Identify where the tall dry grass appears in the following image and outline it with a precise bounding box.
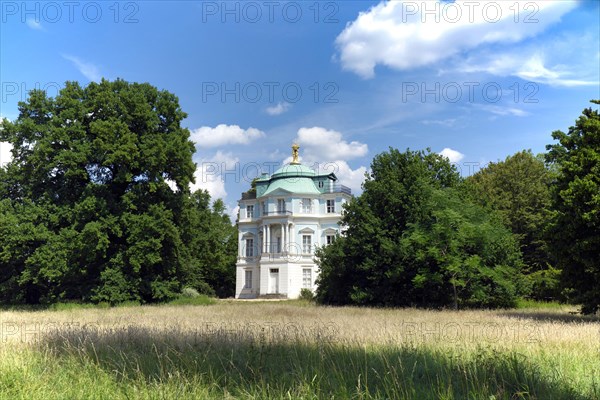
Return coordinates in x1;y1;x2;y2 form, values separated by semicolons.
1;301;598;399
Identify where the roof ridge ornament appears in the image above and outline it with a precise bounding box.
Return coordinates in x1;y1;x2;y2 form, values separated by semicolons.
290;143;300;165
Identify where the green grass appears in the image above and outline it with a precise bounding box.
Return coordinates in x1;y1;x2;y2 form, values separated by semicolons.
1;297;214;312
49;302;111;311
515;299;566;310
2;329;594;400
167;294;216;306
1;302;598;399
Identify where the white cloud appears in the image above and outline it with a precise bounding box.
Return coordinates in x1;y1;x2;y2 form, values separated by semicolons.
227;204;240;224
0;142;13;166
336;1;577;79
320;160;367;194
190;124;266;148
283;127;369;194
439;148;465;163
26;19;43;30
164;178;178;192
515;54;597;87
474;104;529;117
265;102;291;116
62;54;101;82
190;151;239;200
456;52;598;87
422;119;458;128
294;127;368;162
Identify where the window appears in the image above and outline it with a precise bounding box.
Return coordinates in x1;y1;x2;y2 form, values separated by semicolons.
246;205;254;219
302;268;312;288
301;198;312;213
276;237;281;253
326;199;335;213
277;199;286;213
262;201;266;215
244;270;252;289
326;235;335;245
318;181;324;188
302;235;312;253
245;238;254;257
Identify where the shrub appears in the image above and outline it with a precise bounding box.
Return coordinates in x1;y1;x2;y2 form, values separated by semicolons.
299;288;315;302
181;287;200;298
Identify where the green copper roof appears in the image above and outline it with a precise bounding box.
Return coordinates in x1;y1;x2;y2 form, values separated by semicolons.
272;164;316;178
262;176;320;196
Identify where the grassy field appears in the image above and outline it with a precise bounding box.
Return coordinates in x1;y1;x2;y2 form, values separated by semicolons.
0;300;598;399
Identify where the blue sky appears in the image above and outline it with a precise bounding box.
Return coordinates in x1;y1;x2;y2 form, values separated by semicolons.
1;0;599;218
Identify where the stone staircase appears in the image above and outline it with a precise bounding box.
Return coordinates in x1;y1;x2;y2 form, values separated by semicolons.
258;293;288;300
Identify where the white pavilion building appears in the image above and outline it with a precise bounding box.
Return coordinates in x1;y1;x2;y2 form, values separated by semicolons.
235;145;352;299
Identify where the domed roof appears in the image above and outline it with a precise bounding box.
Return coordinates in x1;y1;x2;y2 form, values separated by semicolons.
256;144;325;196
262;175;320;196
272;163;316;178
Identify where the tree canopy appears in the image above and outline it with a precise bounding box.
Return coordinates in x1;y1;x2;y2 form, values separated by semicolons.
465;150;558;300
0;79;236;304
545;100;600;314
315;148;524;308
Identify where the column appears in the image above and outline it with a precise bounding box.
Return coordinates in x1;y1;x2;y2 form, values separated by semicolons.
281;222;285;253
288;223;293;255
266;224;270;253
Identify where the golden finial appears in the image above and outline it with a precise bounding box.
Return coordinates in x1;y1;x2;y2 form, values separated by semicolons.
291;143;300;164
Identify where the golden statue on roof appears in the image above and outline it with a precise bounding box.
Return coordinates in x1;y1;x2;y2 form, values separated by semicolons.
291;143;300;164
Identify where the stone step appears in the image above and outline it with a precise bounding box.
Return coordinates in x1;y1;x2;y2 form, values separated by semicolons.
258;293;288;299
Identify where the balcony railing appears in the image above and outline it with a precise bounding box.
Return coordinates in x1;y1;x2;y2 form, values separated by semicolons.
263;210;293;216
320;184;351;195
241;191;257;200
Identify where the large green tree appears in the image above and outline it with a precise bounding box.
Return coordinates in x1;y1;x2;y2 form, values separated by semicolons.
465;150;558;300
179;191;237;298
545;100;600;314
315;148;523;308
0;79;235;304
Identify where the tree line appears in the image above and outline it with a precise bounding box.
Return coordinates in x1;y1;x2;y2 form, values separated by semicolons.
316;100;599;314
1;80;597;314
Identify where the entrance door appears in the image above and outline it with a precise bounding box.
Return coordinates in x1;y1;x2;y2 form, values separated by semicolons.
269;268;279;293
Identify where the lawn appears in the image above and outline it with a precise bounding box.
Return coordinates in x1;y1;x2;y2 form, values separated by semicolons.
0;301;598;399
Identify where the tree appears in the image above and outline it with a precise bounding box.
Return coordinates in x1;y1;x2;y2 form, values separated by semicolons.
315;148;523;308
465;150;558;300
0;79;235;304
545;100;600;314
179;191;237;298
400;189;523;309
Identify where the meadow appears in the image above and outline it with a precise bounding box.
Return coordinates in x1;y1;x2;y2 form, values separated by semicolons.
0;300;598;399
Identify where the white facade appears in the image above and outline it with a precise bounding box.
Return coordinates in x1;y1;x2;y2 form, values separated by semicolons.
235;148;351;299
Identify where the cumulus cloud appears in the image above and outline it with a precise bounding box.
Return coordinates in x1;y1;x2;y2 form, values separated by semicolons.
265;102;291;116
439;148;465;163
294;127;368;162
321;160;367;194
62;54;101;82
283;127;369;193
336;0;577;79
191;151;239;200
190;124;266;148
